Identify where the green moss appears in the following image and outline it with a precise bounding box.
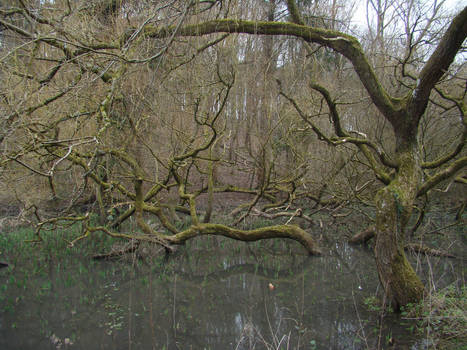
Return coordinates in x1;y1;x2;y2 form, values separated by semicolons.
169;222;321;255
391;251;424;304
374;150;425;308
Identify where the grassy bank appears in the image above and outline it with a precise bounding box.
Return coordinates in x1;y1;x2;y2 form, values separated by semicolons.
402;284;467;350
0;224;116;268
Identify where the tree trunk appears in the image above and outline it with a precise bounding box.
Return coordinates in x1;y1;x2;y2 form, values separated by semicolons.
374;150;424;310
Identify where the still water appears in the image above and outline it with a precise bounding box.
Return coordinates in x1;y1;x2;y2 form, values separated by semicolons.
0;234;463;349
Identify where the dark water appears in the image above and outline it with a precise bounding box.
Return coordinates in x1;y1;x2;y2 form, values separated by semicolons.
0;235;463;350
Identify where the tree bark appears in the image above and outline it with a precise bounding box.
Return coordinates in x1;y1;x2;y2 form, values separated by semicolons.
374;150;425;310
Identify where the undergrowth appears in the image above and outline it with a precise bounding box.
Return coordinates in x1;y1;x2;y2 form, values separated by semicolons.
0;224;116;267
402;283;467;349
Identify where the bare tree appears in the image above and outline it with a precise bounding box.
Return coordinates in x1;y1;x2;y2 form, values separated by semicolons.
0;0;465;309
141;0;465;308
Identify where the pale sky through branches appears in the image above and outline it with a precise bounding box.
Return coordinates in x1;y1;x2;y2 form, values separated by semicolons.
352;0;465;28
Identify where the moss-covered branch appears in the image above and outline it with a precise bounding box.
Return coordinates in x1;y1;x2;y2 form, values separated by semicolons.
408;6;467;119
72;217;322;256
166;223;322;255
308;82;397;180
144;19;396;119
349;226;375;244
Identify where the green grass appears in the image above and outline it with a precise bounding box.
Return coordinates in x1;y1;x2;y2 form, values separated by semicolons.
0;224;117;269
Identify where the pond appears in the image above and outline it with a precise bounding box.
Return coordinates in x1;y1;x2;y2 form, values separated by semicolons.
0;226;464;350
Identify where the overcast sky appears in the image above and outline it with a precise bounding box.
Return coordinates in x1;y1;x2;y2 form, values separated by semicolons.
351;0;466;28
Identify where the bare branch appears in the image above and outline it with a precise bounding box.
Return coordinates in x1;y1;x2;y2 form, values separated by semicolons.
418;156;467;196
409;6;467;119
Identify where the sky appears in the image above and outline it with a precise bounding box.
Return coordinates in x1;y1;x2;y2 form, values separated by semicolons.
351;0;466;29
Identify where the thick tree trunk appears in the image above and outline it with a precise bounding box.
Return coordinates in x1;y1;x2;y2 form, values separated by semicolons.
374;150;424;310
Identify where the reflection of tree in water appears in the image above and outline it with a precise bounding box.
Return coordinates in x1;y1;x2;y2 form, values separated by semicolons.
108;242;405;349
1;239;457;349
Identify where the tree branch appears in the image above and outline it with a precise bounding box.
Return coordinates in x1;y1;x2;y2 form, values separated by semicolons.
309;82;397;169
408;6;467;119
422;91;466;169
166;223;322;255
279;84;392;184
418;156;467;196
144;19;397;118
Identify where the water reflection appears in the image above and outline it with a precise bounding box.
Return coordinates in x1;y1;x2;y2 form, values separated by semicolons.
0;238;462;349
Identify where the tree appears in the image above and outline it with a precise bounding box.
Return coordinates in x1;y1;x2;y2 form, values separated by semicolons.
129;0;467;308
0;0;322;254
0;0;465;309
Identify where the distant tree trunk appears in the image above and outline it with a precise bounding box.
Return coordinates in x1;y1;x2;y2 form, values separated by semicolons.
203;150;215;223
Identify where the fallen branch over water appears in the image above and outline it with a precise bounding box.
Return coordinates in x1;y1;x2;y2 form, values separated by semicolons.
348;226;375;244
167;223;322;256
88;222;321;257
349;228;456;258
405;243;456;258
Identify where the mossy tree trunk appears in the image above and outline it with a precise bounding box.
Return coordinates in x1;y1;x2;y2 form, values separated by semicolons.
374;148;425;309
